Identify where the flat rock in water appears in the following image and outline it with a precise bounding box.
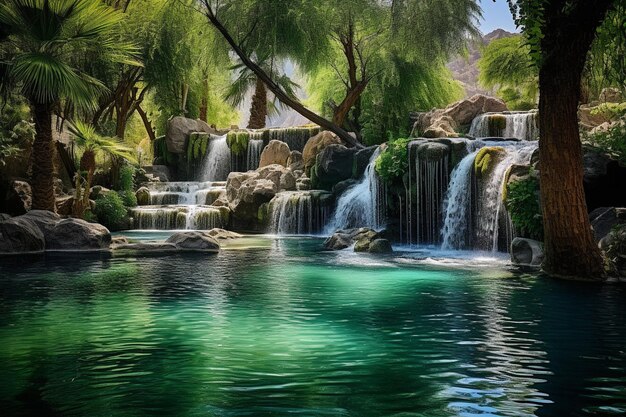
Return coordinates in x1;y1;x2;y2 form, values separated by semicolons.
165;231;220;252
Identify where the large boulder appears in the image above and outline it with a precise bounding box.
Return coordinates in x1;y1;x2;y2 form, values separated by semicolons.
353;146;378;178
259;140;290;167
312;144;356;190
165;231;220;252
4;180;32;215
287;150;304;171
511;238;544;267
302;131;343;175
46;218;111;250
368;239;393;253
136;186;151;206
206;228;242;241
324;228;390;254
21;210;61;239
165;116;216;154
0;216;45;254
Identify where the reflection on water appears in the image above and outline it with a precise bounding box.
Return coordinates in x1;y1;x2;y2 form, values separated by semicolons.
0;237;625;417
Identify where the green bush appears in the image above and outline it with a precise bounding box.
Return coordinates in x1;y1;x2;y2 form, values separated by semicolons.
505;174;543;240
118;189;137;207
374;138;412;184
583;120;626;165
94;192;128;230
118;164;136;191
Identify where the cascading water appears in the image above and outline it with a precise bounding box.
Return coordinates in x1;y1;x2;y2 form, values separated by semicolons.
268;191;331;235
325;148;385;233
268;127;319;152
246;139;264;171
130;181;229;230
469;112;539;141
200;135;231;181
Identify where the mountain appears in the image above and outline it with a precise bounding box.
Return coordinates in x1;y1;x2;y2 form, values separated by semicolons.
447;29;516;98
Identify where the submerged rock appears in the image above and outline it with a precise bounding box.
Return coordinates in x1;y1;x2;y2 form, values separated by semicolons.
165;231;220;252
510;238;543;267
368;239;393;253
206;228;242;240
324;228;392;254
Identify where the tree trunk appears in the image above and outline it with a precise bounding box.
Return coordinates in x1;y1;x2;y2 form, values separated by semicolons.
199;77;209;122
247;77;267;129
332;80;368;127
537;0;614;279
30;101;56;212
202;4;363;148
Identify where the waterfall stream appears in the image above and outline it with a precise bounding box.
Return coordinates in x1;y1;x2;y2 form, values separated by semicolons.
469;112;539;141
246;139;264;171
200;135;231;181
268;191;331;235
325;148;385;233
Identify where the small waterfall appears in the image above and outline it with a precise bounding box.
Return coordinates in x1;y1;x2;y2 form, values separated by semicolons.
131;181;228;230
246;139;264;171
440;150;478;249
200;135;231;181
268;126;319;152
325;148;385;233
414;147;449;245
469;112;538;141
269;191;331;235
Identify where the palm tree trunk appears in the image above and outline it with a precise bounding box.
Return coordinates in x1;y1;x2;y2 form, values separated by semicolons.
247;77;267;129
31;101;56;212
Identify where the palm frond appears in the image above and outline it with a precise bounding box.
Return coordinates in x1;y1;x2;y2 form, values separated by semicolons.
223;69;256;106
69;120;137;164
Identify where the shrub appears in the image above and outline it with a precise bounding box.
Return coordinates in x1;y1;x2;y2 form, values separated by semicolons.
118;189;137;207
583;119;626;165
505;174;543;240
94;192;128;230
118;164;136;192
375;138;412;184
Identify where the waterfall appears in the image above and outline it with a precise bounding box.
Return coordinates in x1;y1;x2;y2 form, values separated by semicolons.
440;150;478;249
246;139;264;171
268;126;319;152
131;181;228;230
268;191;331;235
325;148;385;233
414;149;449;245
469;112;538;141
200;135;231;181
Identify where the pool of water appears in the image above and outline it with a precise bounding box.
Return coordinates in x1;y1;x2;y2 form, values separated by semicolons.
0;237;624;416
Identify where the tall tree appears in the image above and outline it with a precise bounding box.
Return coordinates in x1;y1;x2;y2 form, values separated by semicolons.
509;0;619;279
0;0;135;211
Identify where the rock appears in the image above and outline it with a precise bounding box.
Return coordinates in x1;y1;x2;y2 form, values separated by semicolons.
55;195;75;216
296;176;311;191
211;196;229;207
332;179;357;196
423;115;458;138
206;228;242;240
5;180;32;215
46;218;111;250
257;164;288;186
279;171;297;191
166;116;216;154
303;131;343;175
353;146;378;179
203;189;225;205
312;144;356;190
165;231;220;252
415;141;449;160
579;105;613;130
590;207;626;242
511;237;544;267
323;232;352;250
368;239;393;253
136;187;151;206
474;146;506;178
0;213;11;221
599;87;622;103
0;216;45;254
111;236;129;245
21;210;61;238
148;165;172;182
287;151;304;171
353;238;371;252
89;185;111;200
259;140;291;167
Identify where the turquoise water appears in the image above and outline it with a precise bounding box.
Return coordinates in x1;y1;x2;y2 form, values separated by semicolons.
0;237;625;416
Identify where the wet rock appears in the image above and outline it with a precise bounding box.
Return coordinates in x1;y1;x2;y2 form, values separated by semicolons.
136;187;151;206
368;239;393;253
511;238;543;267
287;151;304;171
353;146;378;179
165;231;220;252
147;165;172;182
111;236;129;245
259;140;290;167
89;185;111;200
323;232;353;250
279;171;297;191
0;216;45;254
324;228;382;252
296;176;311;191
206;228;242;240
46;218;111;250
332;179;357;196
312;144;356;190
303;131;343;175
166;116;216;154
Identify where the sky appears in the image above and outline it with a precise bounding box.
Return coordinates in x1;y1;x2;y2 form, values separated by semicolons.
479;0;518;34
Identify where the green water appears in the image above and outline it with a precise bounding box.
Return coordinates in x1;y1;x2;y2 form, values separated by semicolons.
0;237;625;416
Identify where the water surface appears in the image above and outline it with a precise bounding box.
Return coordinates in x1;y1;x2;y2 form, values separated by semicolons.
1;237;624;416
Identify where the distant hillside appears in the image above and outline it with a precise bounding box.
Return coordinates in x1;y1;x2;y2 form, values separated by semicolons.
448;29;516;98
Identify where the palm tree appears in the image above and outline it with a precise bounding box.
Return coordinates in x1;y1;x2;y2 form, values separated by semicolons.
0;0;136;211
68;121;136;218
224;60;299;129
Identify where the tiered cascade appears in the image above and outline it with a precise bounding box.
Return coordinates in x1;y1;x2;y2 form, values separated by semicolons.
469;111;539;141
131;182;229;230
268;191;333;235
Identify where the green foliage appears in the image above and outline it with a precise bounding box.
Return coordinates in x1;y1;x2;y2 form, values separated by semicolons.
187;133;210;161
505;174;543;241
226;131;250;156
583;120;626;165
94;192;127;230
68;121;137;165
117;190;137;208
118;164;136;192
374;138;412;184
154;136;175;165
478;35;538;109
474;147;504;177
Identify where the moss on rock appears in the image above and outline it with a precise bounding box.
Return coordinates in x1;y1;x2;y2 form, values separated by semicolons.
474;146;505;178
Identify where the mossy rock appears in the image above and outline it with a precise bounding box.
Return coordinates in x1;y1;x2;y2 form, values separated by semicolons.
226;131;250;156
257;202;270;226
474;146;505;178
487;114;507;136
